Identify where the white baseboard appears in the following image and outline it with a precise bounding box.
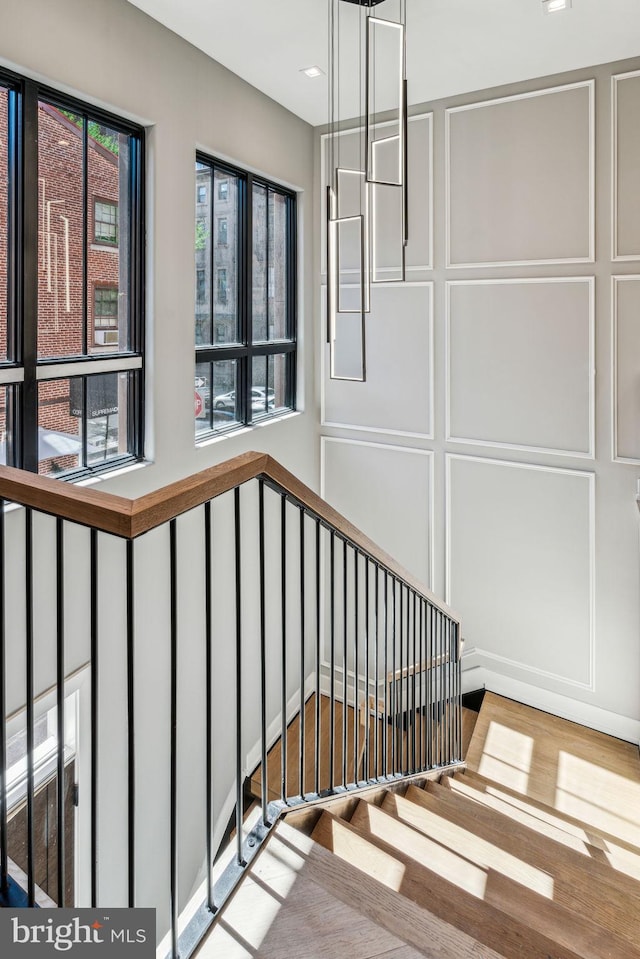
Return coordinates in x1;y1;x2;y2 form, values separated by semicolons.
462;664;640;746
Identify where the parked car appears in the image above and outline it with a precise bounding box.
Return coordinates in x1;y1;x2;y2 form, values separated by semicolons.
213;388;275;413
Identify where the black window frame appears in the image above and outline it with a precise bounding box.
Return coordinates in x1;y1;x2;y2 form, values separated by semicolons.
195;152;296;436
0;67;145;478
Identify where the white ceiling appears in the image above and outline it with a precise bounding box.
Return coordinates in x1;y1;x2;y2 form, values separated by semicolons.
126;0;640;126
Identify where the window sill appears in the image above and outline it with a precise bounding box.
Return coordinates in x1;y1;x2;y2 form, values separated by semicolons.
195;408;300;449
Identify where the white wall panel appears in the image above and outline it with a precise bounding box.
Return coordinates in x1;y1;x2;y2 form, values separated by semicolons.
447;278;593;456
613;72;640;260
322;438;433;587
613;275;640;461
447;455;594;689
323;283;433;437
447;82;593;266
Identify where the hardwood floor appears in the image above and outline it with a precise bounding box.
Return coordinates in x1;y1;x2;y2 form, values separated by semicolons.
202;692;640;958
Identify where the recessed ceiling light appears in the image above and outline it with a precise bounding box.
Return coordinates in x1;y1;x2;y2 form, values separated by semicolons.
300;65;325;79
542;0;571;13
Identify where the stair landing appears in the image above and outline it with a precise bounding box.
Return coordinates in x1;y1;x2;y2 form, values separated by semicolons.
465;691;640;847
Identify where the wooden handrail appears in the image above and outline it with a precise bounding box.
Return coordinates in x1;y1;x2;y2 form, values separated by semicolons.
0;451;460;623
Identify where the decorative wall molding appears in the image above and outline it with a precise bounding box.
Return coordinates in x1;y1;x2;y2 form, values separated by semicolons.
446;453;596;692
612;70;640;262
446;80;595;268
445;277;595;458
611;274;640;463
321;281;435;440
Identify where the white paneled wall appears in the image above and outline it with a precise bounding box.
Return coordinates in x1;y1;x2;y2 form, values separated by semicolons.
319;57;640;742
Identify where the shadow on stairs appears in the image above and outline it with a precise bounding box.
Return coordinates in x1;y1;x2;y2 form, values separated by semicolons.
201;692;640;958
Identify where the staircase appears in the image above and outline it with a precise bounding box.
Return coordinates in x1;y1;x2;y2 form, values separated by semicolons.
199;693;640;958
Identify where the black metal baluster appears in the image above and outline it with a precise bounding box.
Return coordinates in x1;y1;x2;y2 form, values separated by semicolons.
299;508;305;798
353;549;359;784
314;519;321;796
204;501;215;909
258;484;268;825
90;529;98;907
427;604;433;769
373;565;379;780
169;520;179;959
419;599;425;772
56;518;65;906
364;559;370;781
411;591;417;774
382;571;388;778
391;578;396;775
235;488;244;864
456;622;462;762
0;499;6;901
280;495;287;802
329;531;335;792
398;584;404;774
126;538;135;906
25;508;34;907
436;610;442;767
342;540;347;788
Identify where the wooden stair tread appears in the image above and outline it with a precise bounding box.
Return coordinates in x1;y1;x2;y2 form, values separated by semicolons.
466;692;640;846
407;782;640;931
199;820;425;959
277;820;506;959
344;798;640;959
442;776;640;885
459;767;640;857
312;806;608;959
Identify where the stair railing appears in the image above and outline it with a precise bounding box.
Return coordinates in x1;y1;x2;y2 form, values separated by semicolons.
0;451;463;958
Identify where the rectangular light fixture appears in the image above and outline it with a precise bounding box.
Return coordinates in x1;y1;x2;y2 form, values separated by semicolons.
542;0;571;13
301;65;325;78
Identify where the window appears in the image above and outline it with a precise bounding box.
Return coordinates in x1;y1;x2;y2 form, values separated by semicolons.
195;154;296;437
196;269;206;304
217;268;228;304
197;184;207;205
0;72;144;478
94;198;118;245
94;286;118;329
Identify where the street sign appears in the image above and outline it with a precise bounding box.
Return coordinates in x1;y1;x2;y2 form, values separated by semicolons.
195;390;204;418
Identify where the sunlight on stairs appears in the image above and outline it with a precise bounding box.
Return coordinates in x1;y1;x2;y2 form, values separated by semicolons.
201;693;640;958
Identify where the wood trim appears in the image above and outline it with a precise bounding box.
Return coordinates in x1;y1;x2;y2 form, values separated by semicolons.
0;451;459;622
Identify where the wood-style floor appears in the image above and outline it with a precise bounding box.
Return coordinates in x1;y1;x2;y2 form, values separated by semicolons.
249;693;471;804
202;692;640;958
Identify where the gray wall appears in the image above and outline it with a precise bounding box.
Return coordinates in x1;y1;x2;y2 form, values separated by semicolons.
319;57;640;744
0;0;317;937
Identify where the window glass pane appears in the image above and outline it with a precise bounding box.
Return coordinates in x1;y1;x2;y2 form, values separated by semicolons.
269;192;289;340
0;385;12;465
213;169;239;346
0;86;8;362
211;359;240;431
38;372;133;475
252;184;267;342
87;121;130;355
195;361;211;436
38;378;83;475
37;105;84;359
268;353;292;413
85;372;131;466
195;162;211;346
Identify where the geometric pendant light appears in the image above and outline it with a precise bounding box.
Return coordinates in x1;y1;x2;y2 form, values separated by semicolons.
327;0;408;381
